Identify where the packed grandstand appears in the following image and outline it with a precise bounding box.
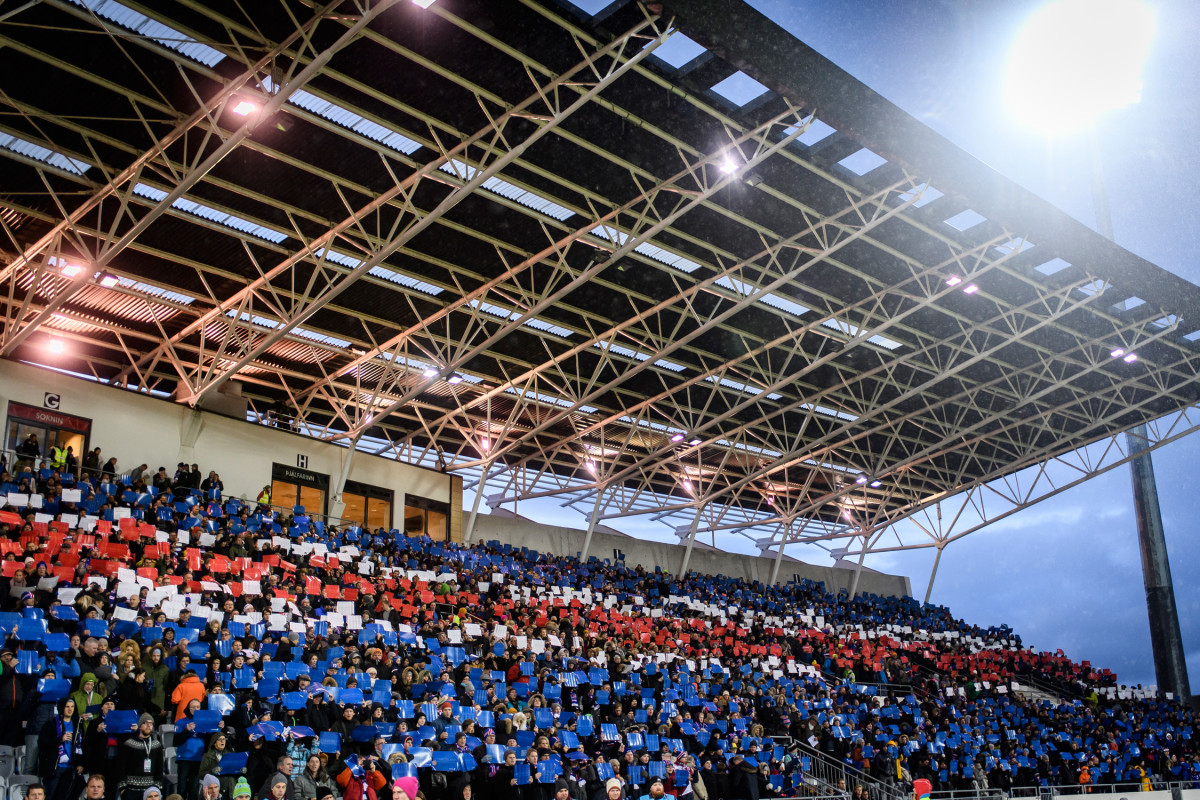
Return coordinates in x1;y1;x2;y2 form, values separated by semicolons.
0;453;1196;800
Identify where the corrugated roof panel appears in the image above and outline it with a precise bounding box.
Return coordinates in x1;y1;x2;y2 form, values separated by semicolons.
133;183;289;243
71;0;225;66
468;299;572;338
0;133;90;175
263;78;421;155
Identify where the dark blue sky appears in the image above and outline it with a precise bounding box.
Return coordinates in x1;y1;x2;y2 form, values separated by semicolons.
743;0;1200;691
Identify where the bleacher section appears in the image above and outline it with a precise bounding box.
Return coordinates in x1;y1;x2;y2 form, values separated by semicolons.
0;452;1196;800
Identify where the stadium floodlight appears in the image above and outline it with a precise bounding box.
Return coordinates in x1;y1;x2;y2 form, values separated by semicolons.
718;157;737;174
99;273;120;288
689;438;702;446
422;366;439;378
412;0;437;7
1123;352;1138;363
48;336;64;354
962;284;979;295
584;460;597;474
670;432;685;443
855;475;868;485
60;262;84;277
446;374;463;385
1110;348;1126;358
945;276;962;287
1005;0;1154;133
479;436;491;452
682;479;694;493
870;480;882;488
231;99;260;116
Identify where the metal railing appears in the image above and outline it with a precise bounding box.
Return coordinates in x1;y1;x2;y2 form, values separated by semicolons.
929;779;1199;800
782;736;909;800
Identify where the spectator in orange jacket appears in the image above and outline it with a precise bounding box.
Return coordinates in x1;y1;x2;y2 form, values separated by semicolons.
337;756;387;800
170;669;207;720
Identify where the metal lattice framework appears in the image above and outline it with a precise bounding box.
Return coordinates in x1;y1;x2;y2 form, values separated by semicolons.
3;0;1200;579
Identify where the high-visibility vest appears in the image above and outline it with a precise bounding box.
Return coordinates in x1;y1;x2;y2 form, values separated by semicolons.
50;446;67;469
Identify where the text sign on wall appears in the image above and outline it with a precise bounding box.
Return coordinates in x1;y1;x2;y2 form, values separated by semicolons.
7;401;91;434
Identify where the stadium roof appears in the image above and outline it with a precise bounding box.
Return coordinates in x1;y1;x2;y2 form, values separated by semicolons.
4;0;1200;571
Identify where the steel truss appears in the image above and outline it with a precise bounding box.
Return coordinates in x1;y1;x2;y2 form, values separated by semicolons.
1;0;1199;578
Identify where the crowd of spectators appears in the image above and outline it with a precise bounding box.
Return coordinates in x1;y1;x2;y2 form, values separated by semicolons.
0;447;1196;800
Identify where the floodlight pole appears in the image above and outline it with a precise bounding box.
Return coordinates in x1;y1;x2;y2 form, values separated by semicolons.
1089;128;1191;703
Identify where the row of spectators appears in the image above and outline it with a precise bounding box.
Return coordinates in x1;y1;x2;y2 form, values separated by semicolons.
0;449;1195;800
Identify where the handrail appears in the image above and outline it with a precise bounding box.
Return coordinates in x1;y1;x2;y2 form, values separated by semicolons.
928;778;1199;799
784;735;909;800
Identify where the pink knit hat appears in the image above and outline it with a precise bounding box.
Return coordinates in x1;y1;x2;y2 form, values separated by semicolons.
392;777;420;799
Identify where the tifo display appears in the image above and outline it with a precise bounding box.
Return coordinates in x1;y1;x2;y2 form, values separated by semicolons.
0;451;1195;800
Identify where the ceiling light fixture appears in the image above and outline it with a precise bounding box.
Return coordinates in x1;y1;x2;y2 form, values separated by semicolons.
945;276;963;287
446;374;463;385
962;284;980;294
1123;352;1138;363
412;0;437;7
422;367;439;379
719;158;738;174
231;99;259;116
689;438;702;446
60;263;84;278
99;273;120;288
670;432;685;443
48;337;64;355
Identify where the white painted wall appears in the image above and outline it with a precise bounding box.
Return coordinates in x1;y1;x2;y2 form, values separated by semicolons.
472;512;912;597
0;360;455;524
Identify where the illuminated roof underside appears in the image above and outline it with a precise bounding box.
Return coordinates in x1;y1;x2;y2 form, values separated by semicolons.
3;0;1200;568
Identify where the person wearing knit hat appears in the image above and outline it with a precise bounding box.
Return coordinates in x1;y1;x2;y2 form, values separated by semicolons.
392;776;419;800
138;712;155;725
200;774;221;800
142;788;161;800
606;778;624;798
232;778;252;800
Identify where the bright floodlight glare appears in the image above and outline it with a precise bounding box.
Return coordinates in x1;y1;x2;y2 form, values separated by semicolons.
479;436;491;452
61;263;84;277
446;374;463;385
584;460;596;474
945;276;962;287
682;479;694;493
870;480;882;488
1124;352;1138;363
719;158;737;174
1110;348;1126;358
670;432;685;443
412;0;437;7
963;284;979;295
99;273;120;288
422;367;438;378
48;337;64;355
689;438;702;446
231;100;259;116
1006;0;1155;133
855;475;868;485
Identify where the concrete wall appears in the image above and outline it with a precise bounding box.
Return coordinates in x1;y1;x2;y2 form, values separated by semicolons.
472;512;912;598
0;359;459;532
